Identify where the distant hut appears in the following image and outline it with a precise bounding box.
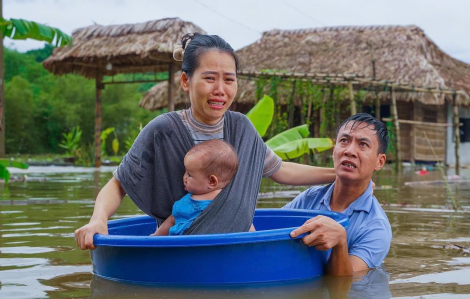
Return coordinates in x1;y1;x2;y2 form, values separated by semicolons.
43;18;206;166
236;25;470;165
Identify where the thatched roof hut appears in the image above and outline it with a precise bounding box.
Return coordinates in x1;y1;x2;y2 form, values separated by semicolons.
42;18;206;167
43;18;205;77
236;25;470;105
140;25;470;110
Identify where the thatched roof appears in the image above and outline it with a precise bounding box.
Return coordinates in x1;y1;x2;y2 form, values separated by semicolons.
139;72;257;111
43;18;206;78
236;25;470;105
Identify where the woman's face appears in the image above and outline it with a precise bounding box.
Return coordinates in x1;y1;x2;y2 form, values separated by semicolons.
181;50;237;125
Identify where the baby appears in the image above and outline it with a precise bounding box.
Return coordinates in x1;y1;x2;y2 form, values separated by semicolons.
152;139;239;236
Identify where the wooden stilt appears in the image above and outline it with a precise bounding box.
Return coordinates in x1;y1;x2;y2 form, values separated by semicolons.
288;81;296;128
390;87;402;172
453;94;460;175
168;62;175;112
410;102;416;165
348;81;356;115
94;69;104;168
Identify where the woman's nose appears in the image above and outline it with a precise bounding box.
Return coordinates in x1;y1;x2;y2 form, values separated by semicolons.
212;79;225;96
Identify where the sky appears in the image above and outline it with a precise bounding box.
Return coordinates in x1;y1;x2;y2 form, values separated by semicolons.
3;0;470;63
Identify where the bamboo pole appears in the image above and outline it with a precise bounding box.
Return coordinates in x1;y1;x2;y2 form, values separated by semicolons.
390;87;402;172
288;81;296;128
410;103;416;165
94;69;104;168
168;62;175;112
453;94;460;175
0;0;5;158
348;81;356;115
375;93;381;120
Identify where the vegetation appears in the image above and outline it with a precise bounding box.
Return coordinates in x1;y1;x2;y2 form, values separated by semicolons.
4;46;158;157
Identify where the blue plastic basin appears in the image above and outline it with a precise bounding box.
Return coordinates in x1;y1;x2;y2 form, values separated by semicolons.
91;209;349;285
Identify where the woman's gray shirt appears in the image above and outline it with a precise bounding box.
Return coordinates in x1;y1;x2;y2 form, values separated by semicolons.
114;111;266;234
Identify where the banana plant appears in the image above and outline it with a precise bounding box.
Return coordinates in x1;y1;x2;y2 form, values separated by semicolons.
0;18;72;46
245;95;274;137
0;159;28;184
265;125;334;160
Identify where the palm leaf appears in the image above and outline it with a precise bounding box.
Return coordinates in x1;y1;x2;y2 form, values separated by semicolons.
0;18;72;47
245;95;274;137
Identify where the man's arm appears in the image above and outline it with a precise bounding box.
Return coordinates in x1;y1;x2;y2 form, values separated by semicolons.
269;162;336;185
151;215;175;236
290;216;368;276
75;177;126;250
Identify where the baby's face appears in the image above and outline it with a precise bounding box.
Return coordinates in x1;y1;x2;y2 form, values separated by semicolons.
183;155;210;195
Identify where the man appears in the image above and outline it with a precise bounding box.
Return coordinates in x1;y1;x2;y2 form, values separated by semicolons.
286;113;392;276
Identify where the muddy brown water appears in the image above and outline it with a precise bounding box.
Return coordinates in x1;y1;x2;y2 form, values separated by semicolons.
1;166;469;298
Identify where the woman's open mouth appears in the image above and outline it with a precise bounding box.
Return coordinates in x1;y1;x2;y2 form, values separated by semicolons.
207;99;226;109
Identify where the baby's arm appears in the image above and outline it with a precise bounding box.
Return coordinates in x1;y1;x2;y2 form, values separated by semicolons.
150;215;175;236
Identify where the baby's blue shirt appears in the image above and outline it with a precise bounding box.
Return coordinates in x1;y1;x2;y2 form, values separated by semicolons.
169;193;212;236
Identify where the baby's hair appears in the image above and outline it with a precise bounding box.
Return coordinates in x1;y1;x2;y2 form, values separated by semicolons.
186;139;238;183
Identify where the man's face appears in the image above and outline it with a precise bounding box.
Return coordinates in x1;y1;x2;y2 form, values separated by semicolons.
333;121;386;184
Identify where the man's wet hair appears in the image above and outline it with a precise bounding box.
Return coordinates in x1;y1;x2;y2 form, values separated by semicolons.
335;113;389;154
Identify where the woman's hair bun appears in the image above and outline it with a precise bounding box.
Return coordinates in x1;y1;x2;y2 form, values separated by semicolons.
173;45;184;62
173;32;200;62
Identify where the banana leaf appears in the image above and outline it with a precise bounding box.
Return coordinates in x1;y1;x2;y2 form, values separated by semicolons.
0;159;29;169
245;95;274;137
266;125;334;160
0;18;72;47
0;165;10;183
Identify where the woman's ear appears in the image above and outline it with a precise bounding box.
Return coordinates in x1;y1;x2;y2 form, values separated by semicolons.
208;175;219;189
181;72;189;92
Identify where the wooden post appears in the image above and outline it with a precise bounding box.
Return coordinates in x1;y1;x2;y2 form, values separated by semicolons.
375;93;381;120
288;81;296;128
168;62;175;112
409;102;416;165
94;69;104;168
0;0;5;158
453;93;460;175
390;87;402;172
348;81;356;115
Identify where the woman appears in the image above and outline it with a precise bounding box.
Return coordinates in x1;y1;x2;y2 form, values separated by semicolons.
75;33;335;250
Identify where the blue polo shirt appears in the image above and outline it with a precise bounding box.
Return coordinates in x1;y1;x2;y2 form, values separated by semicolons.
283;181;392;268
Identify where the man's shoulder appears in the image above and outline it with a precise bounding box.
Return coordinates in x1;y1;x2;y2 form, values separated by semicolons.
283;184;332;210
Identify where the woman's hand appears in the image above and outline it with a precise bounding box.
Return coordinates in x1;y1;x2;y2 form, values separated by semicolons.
75;217;108;250
74;177;126;250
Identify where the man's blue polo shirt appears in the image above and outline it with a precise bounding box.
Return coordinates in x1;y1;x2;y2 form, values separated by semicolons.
283;181;392;268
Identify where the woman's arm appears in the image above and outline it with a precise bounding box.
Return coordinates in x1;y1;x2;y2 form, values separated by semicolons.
269;162;336;185
74;177;126;250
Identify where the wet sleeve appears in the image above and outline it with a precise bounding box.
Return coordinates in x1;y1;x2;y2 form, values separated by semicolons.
263;147;282;177
349;219;392;268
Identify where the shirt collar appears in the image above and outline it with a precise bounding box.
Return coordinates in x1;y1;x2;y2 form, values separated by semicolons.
321;181;374;216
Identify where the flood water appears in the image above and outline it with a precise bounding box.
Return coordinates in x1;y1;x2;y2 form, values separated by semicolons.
1;165;469;298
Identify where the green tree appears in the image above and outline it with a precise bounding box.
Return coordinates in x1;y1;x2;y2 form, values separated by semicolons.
5;76;37;153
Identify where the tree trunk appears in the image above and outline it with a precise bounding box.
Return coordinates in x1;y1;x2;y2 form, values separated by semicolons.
94;69;103;168
0;0;5;157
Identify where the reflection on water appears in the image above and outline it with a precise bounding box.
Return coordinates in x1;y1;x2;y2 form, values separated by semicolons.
0;166;469;298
